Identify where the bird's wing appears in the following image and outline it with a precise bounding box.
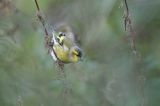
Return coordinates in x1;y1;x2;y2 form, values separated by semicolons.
50;49;57;61
49;31;59;61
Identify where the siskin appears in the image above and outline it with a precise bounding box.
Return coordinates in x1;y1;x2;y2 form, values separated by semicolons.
51;29;82;63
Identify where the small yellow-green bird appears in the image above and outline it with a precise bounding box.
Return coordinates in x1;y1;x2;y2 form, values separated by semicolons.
50;30;82;63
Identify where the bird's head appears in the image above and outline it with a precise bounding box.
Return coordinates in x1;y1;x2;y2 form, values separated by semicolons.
56;32;66;45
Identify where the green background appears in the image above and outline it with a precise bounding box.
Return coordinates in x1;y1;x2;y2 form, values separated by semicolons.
0;0;160;106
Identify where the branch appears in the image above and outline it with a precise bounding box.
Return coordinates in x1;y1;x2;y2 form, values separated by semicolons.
34;0;48;36
34;0;64;69
123;1;146;106
123;0;137;57
34;0;56;58
34;0;40;11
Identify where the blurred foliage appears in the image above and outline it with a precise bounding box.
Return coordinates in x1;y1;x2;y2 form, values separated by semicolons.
0;0;160;106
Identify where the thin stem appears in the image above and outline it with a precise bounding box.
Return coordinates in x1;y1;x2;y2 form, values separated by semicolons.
124;0;129;16
34;0;64;69
34;0;40;11
123;0;146;106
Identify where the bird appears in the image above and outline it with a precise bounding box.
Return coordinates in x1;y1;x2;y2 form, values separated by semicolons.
34;0;82;64
51;29;82;63
53;44;82;63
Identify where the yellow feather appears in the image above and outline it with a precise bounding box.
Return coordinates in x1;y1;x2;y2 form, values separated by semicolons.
53;44;79;63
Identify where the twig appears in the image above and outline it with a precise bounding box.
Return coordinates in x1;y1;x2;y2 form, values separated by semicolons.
123;0;146;106
123;0;137;57
34;1;70;104
34;0;49;44
34;0;40;11
124;0;130;30
34;0;63;68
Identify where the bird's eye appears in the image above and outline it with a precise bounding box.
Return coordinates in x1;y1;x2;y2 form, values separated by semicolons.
59;32;66;37
56;32;65;46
